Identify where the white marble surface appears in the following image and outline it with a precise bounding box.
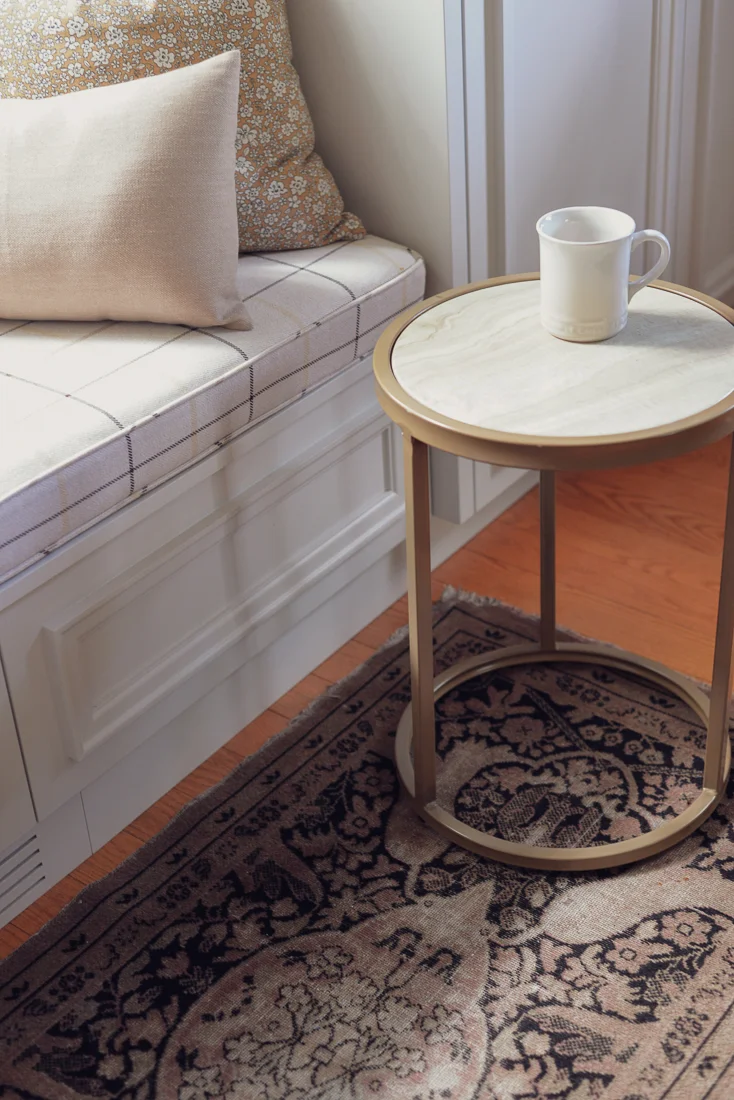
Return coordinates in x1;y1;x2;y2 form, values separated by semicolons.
391;282;734;437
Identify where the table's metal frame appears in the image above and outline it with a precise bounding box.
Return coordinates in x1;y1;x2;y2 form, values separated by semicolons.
374;274;734;871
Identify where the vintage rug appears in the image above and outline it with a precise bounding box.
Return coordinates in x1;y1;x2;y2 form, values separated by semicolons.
1;592;733;1100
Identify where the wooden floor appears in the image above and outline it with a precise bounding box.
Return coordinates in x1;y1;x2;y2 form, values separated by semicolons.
0;438;730;958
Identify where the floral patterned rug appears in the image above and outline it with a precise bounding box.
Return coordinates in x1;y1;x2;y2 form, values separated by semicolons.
1;592;733;1100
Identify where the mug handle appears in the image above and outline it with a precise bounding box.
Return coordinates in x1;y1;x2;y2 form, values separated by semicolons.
628;229;671;300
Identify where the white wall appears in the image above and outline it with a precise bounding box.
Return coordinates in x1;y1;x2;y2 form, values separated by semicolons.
287;0;454;294
692;0;734;302
288;0;734;305
502;0;655;275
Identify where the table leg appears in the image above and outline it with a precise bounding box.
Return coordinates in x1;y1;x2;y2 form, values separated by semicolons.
403;432;436;806
394;444;730;869
540;470;557;650
704;439;734;792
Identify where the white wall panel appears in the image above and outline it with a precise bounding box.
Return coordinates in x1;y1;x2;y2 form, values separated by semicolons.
693;0;734;302
503;0;655;275
287;0;454;294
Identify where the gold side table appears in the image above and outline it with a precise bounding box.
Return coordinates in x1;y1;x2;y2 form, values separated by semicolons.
373;273;734;872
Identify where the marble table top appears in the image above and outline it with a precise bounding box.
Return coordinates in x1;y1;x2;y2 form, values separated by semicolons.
391;281;734;439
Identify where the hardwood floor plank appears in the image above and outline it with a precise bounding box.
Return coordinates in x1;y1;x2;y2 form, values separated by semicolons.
558;471;727;555
270;673;333;720
227;708;288;758
313;639;375;683
69;832;145;886
433;545;541;612
354;604;409;649
0;923;31;959
471;525;721;639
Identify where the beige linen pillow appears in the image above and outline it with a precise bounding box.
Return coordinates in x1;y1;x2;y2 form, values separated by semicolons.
0;1;365;254
0;50;252;330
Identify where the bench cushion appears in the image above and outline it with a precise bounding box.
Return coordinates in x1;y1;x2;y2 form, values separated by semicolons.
0;236;424;583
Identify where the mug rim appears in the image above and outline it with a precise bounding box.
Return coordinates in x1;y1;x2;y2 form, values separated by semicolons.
536;205;636;246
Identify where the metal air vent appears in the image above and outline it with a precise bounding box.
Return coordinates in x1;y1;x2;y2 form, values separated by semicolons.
0;834;45;918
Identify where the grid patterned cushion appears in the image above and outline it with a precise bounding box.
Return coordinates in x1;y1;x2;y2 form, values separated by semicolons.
0;236;425;583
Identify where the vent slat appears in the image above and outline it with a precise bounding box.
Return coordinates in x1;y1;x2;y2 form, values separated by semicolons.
0;847;41;891
0;830;48;925
0;859;44;906
0;874;46;918
0;828;46;924
0;834;38;873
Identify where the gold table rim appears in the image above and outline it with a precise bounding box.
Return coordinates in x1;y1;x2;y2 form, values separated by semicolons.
373;273;734;471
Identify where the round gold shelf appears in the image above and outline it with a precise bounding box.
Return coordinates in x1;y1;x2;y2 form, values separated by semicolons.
395;642;730;872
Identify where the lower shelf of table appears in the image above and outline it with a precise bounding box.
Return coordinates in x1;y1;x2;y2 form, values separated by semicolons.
395;641;731;872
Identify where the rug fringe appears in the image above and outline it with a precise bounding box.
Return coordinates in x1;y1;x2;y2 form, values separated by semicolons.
442;586;713;690
441;584;509;609
441;584;547;633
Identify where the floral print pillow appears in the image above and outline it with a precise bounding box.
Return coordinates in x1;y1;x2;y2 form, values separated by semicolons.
0;0;366;253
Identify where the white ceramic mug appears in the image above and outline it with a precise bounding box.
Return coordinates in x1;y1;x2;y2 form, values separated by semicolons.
536;206;671;342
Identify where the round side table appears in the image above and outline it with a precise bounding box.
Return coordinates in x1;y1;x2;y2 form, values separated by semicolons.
373;273;734;872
